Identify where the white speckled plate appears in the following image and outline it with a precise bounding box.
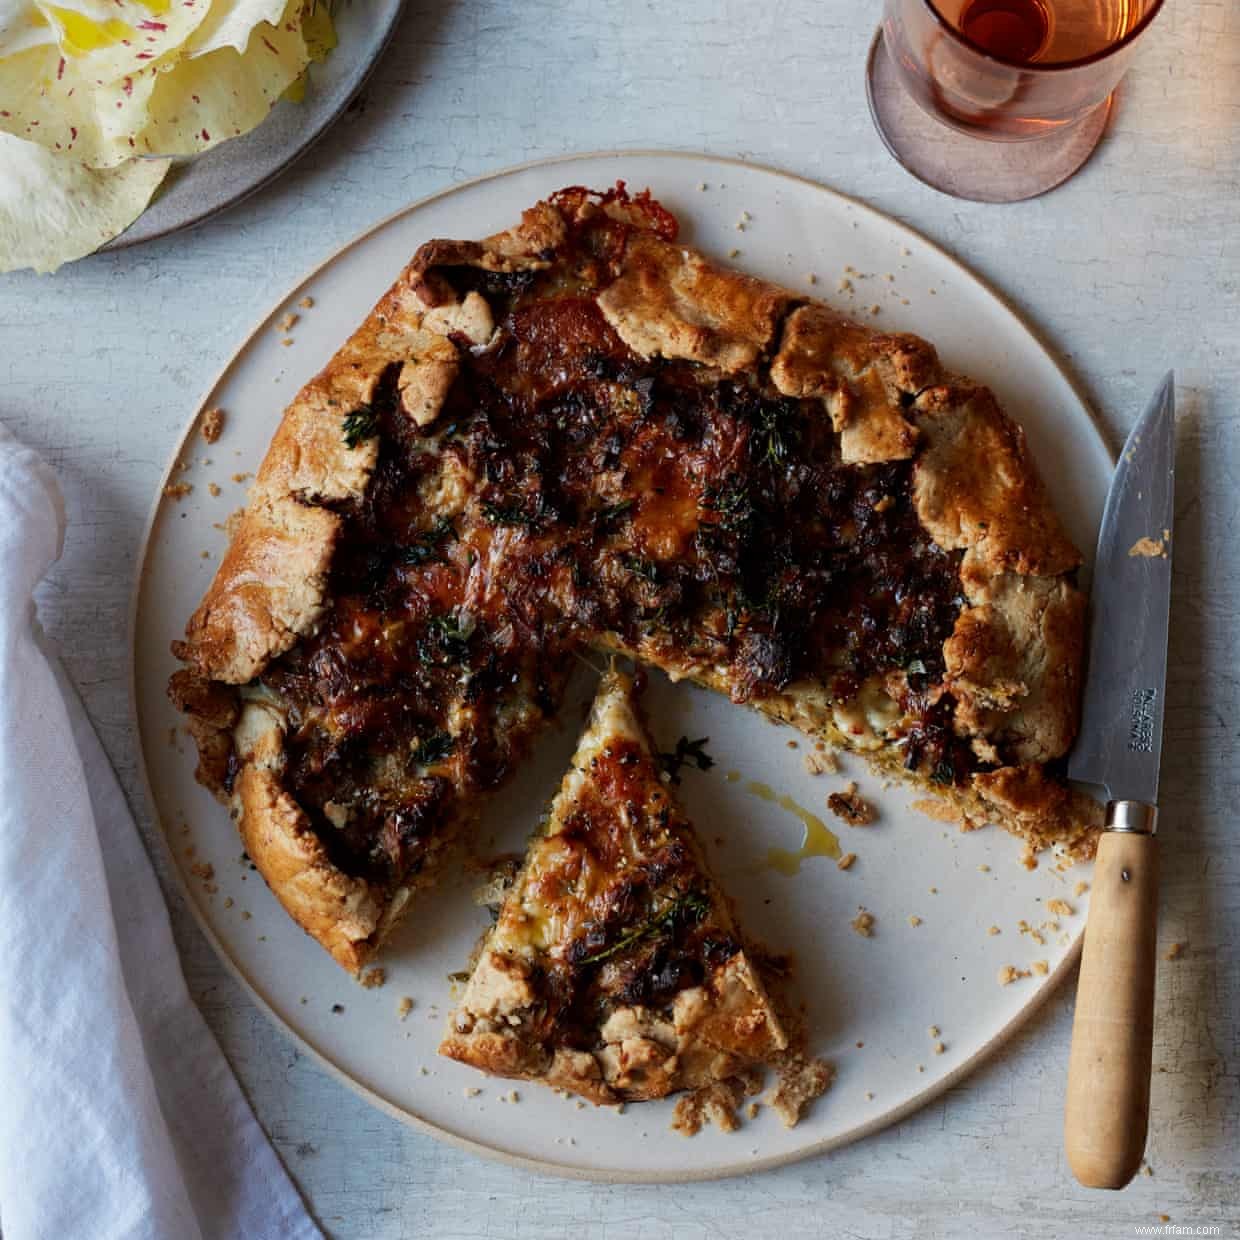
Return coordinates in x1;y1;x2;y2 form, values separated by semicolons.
102;0;405;250
131;152;1111;1181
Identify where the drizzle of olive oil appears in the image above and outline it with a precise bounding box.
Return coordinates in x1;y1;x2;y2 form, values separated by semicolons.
47;8;133;55
742;779;841;873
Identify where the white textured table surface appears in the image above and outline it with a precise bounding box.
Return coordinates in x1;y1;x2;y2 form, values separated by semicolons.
5;3;1239;1236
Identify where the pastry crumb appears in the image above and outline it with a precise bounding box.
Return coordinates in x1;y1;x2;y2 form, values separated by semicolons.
836;852;856;871
281;337;295;347
767;1057;834;1128
1046;898;1074;917
911;798;962;825
746;1101;760;1119
933;1041;945;1056
277;312;300;333
241;910;252;920
1128;536;1167;558
928;1025;940;1039
298;295;315;309
827;783;876;826
360;967;386;990
803;748;839;776
189;861;214;882
463;1087;481;1098
998;965;1032;986
200;407;225;443
163;481;193;501
207;481;221;497
865;1090;874;1101
223;896;233;909
977;863;990;873
851;908;875;937
1074;880;1090;897
672;1079;744;1136
231;472;252;484
727;247;740;258
397;996;414;1020
1164;941;1185;960
1032;960;1049;975
907;915;922;928
988;925;1000;936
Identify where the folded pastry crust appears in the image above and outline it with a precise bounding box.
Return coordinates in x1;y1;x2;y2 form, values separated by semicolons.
170;186;1099;972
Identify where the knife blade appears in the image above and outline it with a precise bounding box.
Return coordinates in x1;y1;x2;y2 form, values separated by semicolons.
1064;372;1175;1191
1067;370;1175;807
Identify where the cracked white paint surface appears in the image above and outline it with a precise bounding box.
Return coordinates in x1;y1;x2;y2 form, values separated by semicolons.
3;1;1238;1236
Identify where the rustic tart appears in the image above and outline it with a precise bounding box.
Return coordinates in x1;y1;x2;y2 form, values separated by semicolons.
169;184;1100;974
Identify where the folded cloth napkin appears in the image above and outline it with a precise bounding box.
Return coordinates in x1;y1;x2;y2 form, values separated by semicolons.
0;425;322;1240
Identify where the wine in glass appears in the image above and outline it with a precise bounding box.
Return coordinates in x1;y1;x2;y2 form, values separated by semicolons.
866;0;1165;202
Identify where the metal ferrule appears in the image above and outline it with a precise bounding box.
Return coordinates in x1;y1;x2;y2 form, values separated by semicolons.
1105;800;1158;836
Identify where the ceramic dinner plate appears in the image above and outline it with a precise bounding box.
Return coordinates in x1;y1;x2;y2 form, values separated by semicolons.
102;0;406;250
131;152;1112;1181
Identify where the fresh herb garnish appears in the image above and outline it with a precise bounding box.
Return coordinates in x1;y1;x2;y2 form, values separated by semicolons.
341;406;378;448
623;555;659;583
700;479;756;536
481;498;542;529
752;400;800;468
578;890;711;966
595;499;634;530
932;754;958;786
400;516;455;566
658;735;715;784
411;730;454;767
419;612;476;666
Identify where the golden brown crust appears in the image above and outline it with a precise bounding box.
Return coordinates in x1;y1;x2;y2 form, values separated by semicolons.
229;701;383;972
236;764;382;973
910;382;1080;577
182;495;340;687
166;667;237;795
946;558;1087;766
596;231;790;374
769;304;925;464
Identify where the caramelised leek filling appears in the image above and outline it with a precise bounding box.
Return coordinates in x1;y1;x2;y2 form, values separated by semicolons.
254;209;975;887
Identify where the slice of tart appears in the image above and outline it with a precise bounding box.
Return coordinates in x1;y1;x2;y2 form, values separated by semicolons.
439;669;788;1105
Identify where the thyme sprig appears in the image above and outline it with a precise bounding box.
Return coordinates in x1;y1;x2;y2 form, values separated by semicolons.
400;516;456;566
657;735;715;784
341;406;378;448
578;890;711;966
410;731;454;767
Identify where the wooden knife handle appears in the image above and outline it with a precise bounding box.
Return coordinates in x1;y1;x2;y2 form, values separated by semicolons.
1064;826;1159;1189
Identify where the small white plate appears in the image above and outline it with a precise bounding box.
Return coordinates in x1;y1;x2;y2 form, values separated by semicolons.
131;152;1111;1181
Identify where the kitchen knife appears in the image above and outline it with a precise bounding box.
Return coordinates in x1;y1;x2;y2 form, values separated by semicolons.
1064;372;1175;1190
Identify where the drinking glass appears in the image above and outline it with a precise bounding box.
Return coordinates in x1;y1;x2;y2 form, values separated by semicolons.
866;0;1165;202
